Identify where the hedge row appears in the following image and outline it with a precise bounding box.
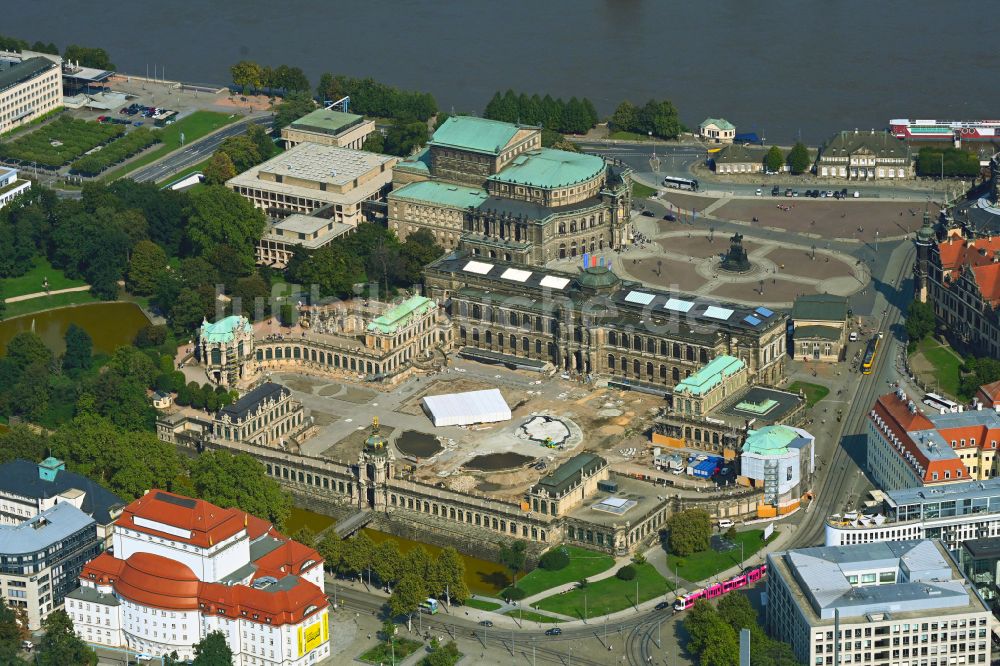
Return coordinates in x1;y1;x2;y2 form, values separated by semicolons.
0;117;123;167
70;128;162;176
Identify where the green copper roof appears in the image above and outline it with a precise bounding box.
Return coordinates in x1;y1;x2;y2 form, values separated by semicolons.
200;316;253;344
429;116;520;155
575;266;620;290
674;355;745;396
367;296;435;334
488;149;605;189
701;117;735;131
289;109;364;135
742;425;800;456
791;294;849;322
391;180;488;210
396;147;431;175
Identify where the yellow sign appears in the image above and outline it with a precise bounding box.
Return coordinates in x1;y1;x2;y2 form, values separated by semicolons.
298;613;328;657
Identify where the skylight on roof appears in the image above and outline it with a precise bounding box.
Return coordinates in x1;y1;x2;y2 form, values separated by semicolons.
664;298;694;313
704;306;734;320
624;291;655;305
755;306;775;318
500;268;532;283
744;315;762;326
539;275;570;290
463;261;493;275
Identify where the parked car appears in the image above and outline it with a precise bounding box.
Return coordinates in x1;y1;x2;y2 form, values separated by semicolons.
853;190;861;198
784;188;792;197
771;186;780;196
655;601;670;611
718;518;735;529
849;332;859;342
662;213;676;221
826;190;834;197
480;620;494;627
545;628;563;636
840;188;849;197
792;190;799;197
640;210;655;217
755;188;762;196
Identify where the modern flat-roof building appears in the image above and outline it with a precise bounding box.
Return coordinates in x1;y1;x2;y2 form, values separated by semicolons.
958;536;1000;606
227;141;398;227
389;116;632;265
0;166;31;210
0;56;61;134
257;213;355;268
67;490;330;665
0;457;124;548
766;540;993;666
825;476;1000;552
867;388;1000;491
1;502;101;630
280;109;375;150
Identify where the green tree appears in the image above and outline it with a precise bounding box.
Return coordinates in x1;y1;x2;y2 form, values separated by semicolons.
638;99;681;139
498;540;527;587
905;300;936;343
230;60;263;94
127;239;168;296
666;508;711;556
788;141;812;175
0;424;49;464
10;362;50;421
616;564;637;581
361;131;385;153
62;324;93;375
389;573;428;619
290;526;316;546
246;124;277;164
424;639;461;666
203;150;237;186
384;119;429;157
0;597;27;665
6;331;52;370
434;547;469;603
273;90;316;131
372;539;404;588
318;532;344;573
186;185;266;274
717;592;758;632
35;609;97;666
343;531;377;579
192;631;233;666
764;146;785;173
215;135;263;173
63;44;114;70
189;450;292;527
610;100;638;133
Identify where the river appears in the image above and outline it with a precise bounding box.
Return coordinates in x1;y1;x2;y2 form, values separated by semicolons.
4;1;995;142
0;302;150;355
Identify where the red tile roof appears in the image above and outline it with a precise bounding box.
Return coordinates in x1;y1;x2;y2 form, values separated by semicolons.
117;490;247;549
971;263;1000;305
938;237;1000;273
253;539;322;580
978;380;1000;407
871;393;966;483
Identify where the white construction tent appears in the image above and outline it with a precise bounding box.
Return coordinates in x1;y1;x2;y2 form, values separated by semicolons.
421;388;512;427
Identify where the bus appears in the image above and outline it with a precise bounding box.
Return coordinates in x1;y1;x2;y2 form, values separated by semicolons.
662;176;699;191
924;392;961;413
419;598;439;614
674;563;767;612
861;338;879;375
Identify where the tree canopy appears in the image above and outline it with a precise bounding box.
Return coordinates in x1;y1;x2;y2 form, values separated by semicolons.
273;91;317;131
764;146;785;173
192;631;233;666
608;99;682;139
189;450;292;528
666;508;711;556
35;610;97;666
185;185;266;275
904;300;935;344
317;74;437;121
788;142;812;175
64;44;114;70
499;540;527;587
484;89;599;135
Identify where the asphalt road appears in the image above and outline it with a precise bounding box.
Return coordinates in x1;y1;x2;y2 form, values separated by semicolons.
128;115;272;184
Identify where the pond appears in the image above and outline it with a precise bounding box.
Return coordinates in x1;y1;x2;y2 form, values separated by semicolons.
0;302;150;356
394;430;442;458
463;452;535;472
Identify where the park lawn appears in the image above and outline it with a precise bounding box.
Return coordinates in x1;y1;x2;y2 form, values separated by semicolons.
787;381;830;408
463;598;501;612
1;257;87;298
359;637;422;665
505;546;614;598
632;181;657;199
2;290;98;320
502;609;562;624
915;337;964;399
666;529;773;583
533;564;670;619
103;111;238;181
607;130;649;141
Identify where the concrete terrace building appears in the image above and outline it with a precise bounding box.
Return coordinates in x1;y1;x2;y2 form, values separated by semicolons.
791;293;850;363
699;118;736;144
868;388;1000;492
423;257;788;385
739;425;815;516
68;490;329;665
0;166;30;210
0;503;101;630
389;116;632;266
257;213;355;268
958;537;1000;606
227;141;398;225
766;540;993;666
0;457;124;548
0;56;61;134
817;130;913;180
212;382;307;449
279;109;375;150
825;476;1000;552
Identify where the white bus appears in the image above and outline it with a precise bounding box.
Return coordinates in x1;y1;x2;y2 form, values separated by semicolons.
923;392;961;413
662;176;699;191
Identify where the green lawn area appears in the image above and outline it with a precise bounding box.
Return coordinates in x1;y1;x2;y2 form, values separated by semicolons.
608;130;650;141
103;111;238;181
505;546;614;598
666;529;773;583
2;290;98;320
914;337;964;398
463;598;502;612
503;609;562;624
359;638;422;665
533;563;670;619
1;258;87;298
631;181;657;198
787;381;830;408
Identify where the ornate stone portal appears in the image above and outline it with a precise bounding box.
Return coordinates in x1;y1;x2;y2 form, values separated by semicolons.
720;232;752;273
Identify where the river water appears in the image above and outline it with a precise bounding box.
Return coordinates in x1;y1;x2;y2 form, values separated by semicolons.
6;1;995;142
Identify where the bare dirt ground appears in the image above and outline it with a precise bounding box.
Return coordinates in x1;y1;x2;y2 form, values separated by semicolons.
712;199;940;239
707;279;817;303
659;192;719;213
765;247;857;280
656;234;761;259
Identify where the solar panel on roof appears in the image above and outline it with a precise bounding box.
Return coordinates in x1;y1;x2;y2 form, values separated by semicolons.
704;306;734;320
744;315;762;326
599;497;630;508
539;275;570;290
664;298;694;313
500;268;532;283
463;261;493;275
755;306;774;317
624;291;655;305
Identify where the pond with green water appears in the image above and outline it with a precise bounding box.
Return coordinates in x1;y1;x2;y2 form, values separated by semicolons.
0;302;150;355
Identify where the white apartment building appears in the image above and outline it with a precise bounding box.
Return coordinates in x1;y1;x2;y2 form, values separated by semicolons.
0;56;61;134
767;540;994;666
67;490;330;665
0;166;30;209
